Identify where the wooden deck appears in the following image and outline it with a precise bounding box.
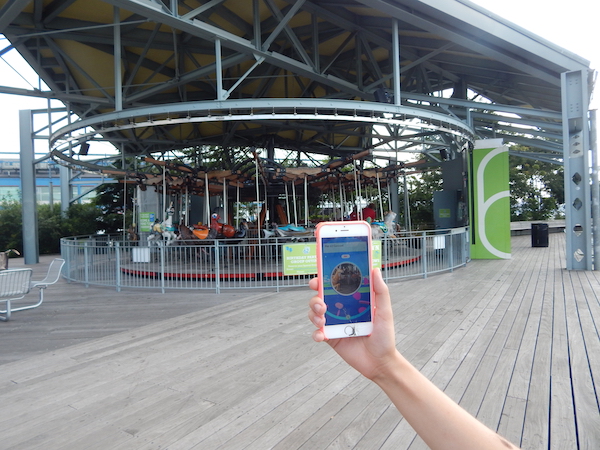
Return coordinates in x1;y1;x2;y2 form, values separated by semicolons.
1;233;599;449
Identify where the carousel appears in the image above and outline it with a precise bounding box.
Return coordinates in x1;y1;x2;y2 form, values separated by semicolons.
52;149;424;281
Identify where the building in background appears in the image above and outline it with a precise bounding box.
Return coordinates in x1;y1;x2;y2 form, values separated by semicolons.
0;159;109;203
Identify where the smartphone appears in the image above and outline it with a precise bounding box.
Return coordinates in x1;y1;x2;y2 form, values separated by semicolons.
316;220;374;339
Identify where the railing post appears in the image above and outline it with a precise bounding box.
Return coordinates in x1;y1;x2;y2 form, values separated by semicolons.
115;242;121;292
61;238;69;282
449;232;454;272
84;240;90;287
421;232;427;278
160;241;166;294
215;241;221;294
463;228;469;266
381;236;398;283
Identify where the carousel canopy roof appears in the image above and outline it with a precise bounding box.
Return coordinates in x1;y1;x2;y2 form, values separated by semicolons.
0;0;594;165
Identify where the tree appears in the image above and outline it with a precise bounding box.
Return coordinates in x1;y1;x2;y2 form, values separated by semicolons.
0;198;23;251
63;203;103;237
509;147;563;221
398;169;442;230
92;183;135;233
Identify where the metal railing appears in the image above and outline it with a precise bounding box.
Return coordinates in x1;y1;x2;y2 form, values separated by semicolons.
60;227;470;293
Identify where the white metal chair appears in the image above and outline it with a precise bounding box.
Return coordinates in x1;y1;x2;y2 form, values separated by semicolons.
29;257;66;306
0;268;33;321
0;258;65;321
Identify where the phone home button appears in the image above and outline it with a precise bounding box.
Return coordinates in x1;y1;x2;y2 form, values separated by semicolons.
344;325;356;336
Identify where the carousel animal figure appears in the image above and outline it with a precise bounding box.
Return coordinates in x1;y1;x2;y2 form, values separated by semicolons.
127;225;139;242
225;219;250;259
178;219;247;241
207;213;236;239
262;223;313;241
177;223;200;244
147;204;178;244
371;211;398;239
233;219;249;239
190;215;245;241
192;214;248;263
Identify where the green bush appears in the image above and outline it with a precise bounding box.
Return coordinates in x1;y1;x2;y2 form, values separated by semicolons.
0;200;106;254
0;198;23;252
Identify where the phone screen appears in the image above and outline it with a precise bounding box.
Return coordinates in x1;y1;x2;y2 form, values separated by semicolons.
321;235;372;325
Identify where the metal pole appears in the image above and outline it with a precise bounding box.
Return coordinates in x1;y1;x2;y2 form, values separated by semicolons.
215;241;220;294
205;172;210;224
84;240;90;288
403;172;411;231
115;242;122;292
19;110;39;264
292;180;298;226
392;19;401;106
162;164;167;222
223;178;227;223
421;232;427;278
216;38;224;101
304;175;308;226
160;242;165;294
376;171;384;219
114;6;123;111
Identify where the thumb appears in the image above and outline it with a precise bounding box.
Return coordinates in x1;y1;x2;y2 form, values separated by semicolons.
372;268;392;316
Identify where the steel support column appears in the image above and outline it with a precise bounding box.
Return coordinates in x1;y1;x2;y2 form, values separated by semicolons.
591;109;599;270
392;18;401;106
59;163;71;213
19;110;39;264
114;6;122;111
561;70;592;270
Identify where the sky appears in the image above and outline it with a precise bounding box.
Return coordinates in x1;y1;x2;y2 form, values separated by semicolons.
471;0;599;82
0;0;598;159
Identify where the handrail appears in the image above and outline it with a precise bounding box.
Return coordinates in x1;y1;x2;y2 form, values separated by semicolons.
60;227;470;293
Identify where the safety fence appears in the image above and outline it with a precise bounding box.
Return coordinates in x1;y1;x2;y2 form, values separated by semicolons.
60;227;470;293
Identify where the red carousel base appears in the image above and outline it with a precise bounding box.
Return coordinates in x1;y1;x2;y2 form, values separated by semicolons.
120;254;421;280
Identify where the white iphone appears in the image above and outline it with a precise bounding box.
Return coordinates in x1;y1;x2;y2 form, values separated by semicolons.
315;220;374;339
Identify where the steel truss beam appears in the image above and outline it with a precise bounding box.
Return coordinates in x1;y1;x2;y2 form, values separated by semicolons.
49;98;474;158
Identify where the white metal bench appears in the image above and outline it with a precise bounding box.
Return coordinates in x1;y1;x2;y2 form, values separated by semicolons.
0;258;65;321
0;268;33;321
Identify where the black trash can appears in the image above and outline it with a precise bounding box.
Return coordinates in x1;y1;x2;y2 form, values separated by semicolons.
531;223;549;247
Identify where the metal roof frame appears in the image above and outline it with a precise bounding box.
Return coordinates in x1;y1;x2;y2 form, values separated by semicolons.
0;0;596;267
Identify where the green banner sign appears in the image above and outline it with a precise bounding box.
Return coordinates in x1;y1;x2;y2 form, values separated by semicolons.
439;208;451;219
470;141;511;259
139;212;156;232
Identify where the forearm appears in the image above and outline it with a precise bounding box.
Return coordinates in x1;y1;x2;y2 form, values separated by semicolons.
372;352;519;450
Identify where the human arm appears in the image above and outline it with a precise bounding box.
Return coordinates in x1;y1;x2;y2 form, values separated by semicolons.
308;269;519;450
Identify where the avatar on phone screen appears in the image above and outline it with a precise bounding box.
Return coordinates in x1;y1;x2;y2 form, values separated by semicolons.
321;235;372;325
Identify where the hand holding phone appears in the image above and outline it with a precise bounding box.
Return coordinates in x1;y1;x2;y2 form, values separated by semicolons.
316;220;374;339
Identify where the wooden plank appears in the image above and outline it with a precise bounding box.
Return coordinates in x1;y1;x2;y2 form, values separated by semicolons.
475;242;548;431
496;240;555;446
547;262;578;447
575;270;600;409
518;278;553;448
354;404;406;450
563;270;600;448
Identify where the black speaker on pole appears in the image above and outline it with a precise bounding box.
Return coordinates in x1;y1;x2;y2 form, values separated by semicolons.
79;142;90;155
